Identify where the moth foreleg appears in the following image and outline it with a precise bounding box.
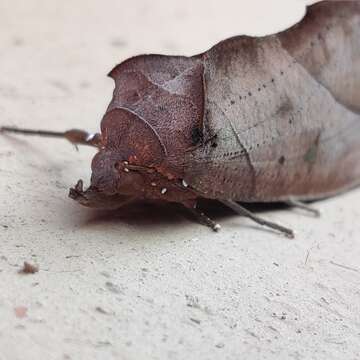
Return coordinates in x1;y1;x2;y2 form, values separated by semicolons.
186;206;221;232
221;200;295;238
1;126;101;148
285;198;320;217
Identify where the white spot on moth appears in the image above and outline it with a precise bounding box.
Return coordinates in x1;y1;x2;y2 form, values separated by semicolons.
161;188;167;194
86;133;96;142
182;179;189;188
124;168;130;173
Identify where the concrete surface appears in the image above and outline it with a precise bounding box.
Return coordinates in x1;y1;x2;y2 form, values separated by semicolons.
1;1;360;359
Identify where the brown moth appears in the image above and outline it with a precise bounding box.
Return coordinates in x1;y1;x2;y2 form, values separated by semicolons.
2;1;360;237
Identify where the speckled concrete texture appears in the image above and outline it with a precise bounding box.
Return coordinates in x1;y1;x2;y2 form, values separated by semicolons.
1;1;359;359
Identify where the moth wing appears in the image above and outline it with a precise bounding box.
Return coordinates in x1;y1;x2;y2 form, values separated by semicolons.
185;2;360;202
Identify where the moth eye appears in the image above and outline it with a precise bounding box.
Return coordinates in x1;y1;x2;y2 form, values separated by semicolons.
191;126;202;146
114;162;121;171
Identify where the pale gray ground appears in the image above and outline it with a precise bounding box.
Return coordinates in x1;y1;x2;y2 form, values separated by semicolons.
0;1;360;359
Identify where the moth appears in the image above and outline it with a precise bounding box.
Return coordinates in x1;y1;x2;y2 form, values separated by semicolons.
2;1;360;237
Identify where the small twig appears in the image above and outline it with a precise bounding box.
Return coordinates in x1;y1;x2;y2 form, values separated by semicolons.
329;261;359;273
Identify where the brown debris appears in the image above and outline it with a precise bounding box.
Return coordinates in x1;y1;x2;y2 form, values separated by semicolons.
18;261;39;274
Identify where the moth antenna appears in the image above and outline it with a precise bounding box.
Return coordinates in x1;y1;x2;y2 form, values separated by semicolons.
1;126;101;148
1;126;65;138
221;200;295;238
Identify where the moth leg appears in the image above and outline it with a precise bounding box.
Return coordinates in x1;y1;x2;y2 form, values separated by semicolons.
285;198;320;217
185;206;221;232
221;200;294;238
0;126;101;148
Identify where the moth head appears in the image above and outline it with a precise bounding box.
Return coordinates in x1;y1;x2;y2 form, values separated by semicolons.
69;108;168;208
69;179;134;209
